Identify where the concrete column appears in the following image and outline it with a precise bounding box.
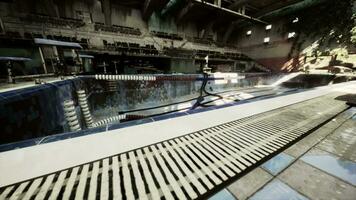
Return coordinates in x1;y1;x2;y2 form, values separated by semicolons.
200;21;214;38
41;0;59;17
38;47;48;74
103;0;112;26
6;61;13;84
223;25;235;43
58;0;74;18
241;6;246;14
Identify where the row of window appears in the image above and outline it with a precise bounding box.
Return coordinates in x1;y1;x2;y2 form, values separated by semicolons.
245;17;299;43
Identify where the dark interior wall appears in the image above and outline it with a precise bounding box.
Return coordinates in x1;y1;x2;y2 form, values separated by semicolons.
0;0;200;37
0;47;43;75
0;73;277;146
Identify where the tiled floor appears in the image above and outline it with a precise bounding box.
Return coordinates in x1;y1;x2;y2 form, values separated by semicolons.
227;167;272;200
249;179;308;200
301;149;356;186
225;108;356;200
279;160;356;200
261;153;294;175
209;189;237;200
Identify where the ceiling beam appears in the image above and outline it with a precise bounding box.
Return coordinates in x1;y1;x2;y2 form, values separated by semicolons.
176;1;195;23
143;0;169;20
254;0;302;18
192;0;267;24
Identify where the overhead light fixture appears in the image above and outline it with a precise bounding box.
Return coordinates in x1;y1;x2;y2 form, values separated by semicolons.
265;24;272;30
292;17;299;23
246;30;252;36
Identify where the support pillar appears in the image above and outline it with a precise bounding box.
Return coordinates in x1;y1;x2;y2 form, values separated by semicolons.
223;24;235;43
103;0;112;26
214;0;221;7
38;47;47;74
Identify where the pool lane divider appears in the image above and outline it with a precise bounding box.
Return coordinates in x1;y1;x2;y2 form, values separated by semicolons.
94;74;156;81
63;100;81;132
92;74;227;81
76;90;94;128
92;115;127;128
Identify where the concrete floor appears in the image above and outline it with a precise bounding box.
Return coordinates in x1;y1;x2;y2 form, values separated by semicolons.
0;77;71;93
211;107;356;200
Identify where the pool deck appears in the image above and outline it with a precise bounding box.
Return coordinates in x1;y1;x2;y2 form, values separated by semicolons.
0;81;355;199
214;108;356;200
0;77;70;93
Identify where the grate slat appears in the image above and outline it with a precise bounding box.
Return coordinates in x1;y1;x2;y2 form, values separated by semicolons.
87;161;100;200
48;170;67;200
22;178;43;200
121;153;135;200
100;159;110;200
143;147;174;199
9;181;29;200
136;150;160;200
128;152;148;200
157;143;198;199
111;156;122;200
74;164;89;200
34;174;55;200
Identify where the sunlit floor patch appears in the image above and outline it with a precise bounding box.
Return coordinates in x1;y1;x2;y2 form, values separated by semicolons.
249;179;309;200
209;189;236;200
352;114;356;120
262;153;294;175
301;151;356;186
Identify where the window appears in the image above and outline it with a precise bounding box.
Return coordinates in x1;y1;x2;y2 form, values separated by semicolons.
288;32;296;39
246;30;252;36
264;37;270;43
265;24;272;30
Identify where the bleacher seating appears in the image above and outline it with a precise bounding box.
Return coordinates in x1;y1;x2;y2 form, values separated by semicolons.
4;31;22;39
24;32;33;39
185;36;215;45
103;40;159;56
21;14;85;28
94;23;141;36
151;31;183;40
195;50;243;60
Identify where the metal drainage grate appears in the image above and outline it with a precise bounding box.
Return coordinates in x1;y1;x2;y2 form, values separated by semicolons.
0;94;348;200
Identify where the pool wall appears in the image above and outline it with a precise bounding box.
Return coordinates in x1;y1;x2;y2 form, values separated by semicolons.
0;73;280;145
